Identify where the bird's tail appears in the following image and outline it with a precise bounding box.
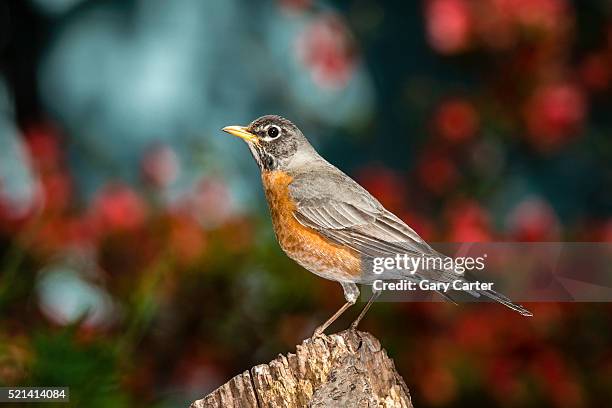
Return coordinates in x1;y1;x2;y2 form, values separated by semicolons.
415;262;533;316
440;273;533;317
476;287;532;316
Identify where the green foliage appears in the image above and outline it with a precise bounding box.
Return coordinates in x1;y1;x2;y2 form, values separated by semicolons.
29;330;129;408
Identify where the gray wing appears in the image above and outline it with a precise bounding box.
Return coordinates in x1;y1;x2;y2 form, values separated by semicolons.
288;167;435;259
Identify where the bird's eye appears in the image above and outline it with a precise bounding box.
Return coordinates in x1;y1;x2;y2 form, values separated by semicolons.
267;126;280;139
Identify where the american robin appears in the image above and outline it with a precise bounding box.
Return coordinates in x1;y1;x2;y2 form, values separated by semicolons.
223;115;532;335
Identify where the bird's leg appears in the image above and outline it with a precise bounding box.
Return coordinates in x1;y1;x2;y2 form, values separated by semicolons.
312;302;353;337
350;288;381;331
313;282;359;336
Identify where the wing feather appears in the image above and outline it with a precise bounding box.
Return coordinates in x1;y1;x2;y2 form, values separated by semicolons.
288;170;434;258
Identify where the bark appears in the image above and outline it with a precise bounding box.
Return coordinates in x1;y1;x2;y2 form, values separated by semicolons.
189;330;413;408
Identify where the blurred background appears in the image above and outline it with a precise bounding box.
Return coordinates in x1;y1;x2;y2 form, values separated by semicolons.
1;0;611;406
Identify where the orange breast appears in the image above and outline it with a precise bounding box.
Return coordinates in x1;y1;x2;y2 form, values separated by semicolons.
261;171;361;282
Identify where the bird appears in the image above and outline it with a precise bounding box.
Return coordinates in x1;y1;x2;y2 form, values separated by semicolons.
222;115;532;335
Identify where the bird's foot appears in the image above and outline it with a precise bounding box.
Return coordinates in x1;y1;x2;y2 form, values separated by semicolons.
310;326;335;346
311;325;326;338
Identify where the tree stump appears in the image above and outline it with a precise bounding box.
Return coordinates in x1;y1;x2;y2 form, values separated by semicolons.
189;330;413;408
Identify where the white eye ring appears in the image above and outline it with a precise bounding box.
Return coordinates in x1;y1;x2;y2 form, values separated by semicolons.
263;125;281;141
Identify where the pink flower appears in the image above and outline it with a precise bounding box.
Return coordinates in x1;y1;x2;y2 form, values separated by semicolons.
296;15;357;89
507;197;560;241
425;0;472;54
179;177;232;228
141;144;180;188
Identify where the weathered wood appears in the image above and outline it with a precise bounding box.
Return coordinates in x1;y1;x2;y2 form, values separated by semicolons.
189;330;413;408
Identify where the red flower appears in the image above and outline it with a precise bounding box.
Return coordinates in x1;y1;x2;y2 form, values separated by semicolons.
434;99;480;143
445;199;493;242
41;172;72;213
532;350;584;407
33;216;95;254
417;152;459;195
488;357;522;398
91;184;147;233
25;124;63;172
425;0;472;54
524;83;587;151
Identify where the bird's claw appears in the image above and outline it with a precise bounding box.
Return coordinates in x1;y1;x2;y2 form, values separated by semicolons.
310;326;335;346
312;326;326;338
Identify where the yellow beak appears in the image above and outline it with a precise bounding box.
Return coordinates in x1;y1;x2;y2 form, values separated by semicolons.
222;125;258;143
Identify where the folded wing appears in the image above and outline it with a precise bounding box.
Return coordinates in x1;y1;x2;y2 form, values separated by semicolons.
288;169;435;259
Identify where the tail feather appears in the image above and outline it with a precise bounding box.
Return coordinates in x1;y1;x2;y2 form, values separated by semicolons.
458;269;532;316
436;290;459;306
426;272;533;316
479;288;533;316
403;260;533;316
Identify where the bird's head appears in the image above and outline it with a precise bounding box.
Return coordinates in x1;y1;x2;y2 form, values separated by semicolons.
222;115;317;172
